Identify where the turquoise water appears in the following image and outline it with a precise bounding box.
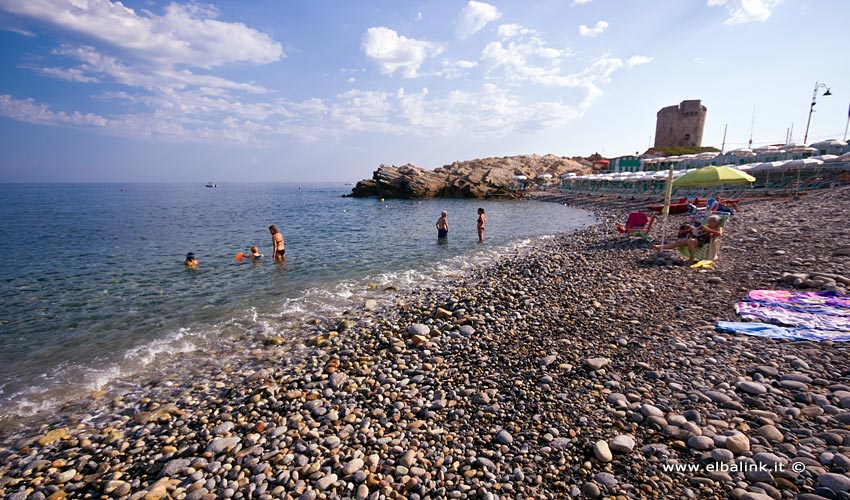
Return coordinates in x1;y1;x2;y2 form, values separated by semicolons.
0;183;594;424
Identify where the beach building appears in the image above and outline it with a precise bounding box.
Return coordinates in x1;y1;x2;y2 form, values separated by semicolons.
654;100;707;148
592;159;609;172
609;155;641;172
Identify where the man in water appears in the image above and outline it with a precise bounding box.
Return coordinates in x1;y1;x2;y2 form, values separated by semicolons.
436;211;449;239
184;252;198;268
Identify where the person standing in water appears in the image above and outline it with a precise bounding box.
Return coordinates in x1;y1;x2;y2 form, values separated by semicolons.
436;211;449;239
477;207;486;242
268;225;285;261
184;252;198;268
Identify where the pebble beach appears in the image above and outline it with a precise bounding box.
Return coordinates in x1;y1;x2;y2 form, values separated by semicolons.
2;187;850;500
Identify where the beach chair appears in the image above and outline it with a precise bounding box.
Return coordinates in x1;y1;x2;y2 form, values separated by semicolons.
678;213;729;262
620;212;655;239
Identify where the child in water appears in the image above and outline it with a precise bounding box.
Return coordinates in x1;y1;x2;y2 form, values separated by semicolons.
249;246;264;261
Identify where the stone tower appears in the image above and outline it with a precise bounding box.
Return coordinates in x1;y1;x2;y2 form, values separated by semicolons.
654;100;707;148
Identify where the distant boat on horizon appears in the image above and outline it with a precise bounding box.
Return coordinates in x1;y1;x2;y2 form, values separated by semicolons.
206;182;218;188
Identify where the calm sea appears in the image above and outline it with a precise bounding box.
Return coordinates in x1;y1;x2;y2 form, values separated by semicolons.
0;183;594;427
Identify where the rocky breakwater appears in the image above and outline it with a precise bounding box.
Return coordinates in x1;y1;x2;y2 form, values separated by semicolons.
2;187;850;500
348;154;588;199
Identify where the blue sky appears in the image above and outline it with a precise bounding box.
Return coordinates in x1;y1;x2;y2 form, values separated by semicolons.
0;0;848;182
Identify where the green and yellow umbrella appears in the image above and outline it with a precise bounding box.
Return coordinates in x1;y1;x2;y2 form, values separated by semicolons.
672;165;755;188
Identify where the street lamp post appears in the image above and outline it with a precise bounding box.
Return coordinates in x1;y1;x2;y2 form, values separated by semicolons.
803;81;832;144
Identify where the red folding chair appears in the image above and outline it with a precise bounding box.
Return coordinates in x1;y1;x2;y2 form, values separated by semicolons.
622;212;655;238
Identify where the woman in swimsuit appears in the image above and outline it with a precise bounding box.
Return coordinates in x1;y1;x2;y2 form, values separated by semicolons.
477;207;486;242
268;225;285;261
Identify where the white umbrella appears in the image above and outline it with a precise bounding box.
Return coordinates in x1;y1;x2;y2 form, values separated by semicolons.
785;158;823;168
811;155;839;162
785;158;823;196
811;139;847;149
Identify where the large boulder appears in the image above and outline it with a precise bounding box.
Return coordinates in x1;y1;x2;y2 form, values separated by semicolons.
347;154;589;199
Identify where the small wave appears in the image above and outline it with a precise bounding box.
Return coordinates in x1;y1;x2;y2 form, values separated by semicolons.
0;326;209;427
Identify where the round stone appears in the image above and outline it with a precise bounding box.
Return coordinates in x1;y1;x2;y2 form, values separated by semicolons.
640;404;664;418
738;381;767;395
342;458;364;475
495;430;513;445
585;357;610;370
581;482;601;498
757;424;784;442
724;433;750;454
593;441;612;463
609;434;636;453
687;435;714;450
818;473;850;492
408;324;430;336
711;448;734;463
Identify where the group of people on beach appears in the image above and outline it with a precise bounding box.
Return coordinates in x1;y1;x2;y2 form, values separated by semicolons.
185;209;487;268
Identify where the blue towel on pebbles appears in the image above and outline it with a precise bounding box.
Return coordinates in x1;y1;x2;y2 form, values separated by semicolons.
716;321;850;342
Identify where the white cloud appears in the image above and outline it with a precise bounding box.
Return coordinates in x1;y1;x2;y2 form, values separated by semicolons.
1;25;35;36
455;1;501;39
435;59;478;79
40;66;100;83
707;0;779;25
481;29;640;111
496;23;533;39
625;55;653;67
481;30;577;88
0;0;284;67
0;94;109;127
416;12;423;21
46;44;267;94
257;84;585;140
362;27;443;78
573;0;592;4
0;2;632;146
0;0;284;145
579;20;609;37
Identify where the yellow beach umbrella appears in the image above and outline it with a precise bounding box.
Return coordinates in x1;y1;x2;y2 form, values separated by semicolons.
672;165;755;188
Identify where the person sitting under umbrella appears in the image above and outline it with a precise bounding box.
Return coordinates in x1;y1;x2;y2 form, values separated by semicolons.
653;215;724;264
